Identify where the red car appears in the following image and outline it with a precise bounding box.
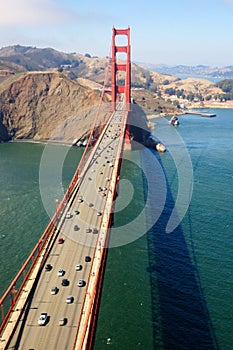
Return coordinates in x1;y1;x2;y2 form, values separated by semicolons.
58;238;64;244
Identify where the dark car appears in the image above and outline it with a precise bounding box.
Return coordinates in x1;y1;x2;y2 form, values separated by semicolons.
85;256;91;262
61;278;69;286
45;264;52;271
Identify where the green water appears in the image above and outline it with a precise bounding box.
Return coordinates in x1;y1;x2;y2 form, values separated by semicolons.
0;142;82;293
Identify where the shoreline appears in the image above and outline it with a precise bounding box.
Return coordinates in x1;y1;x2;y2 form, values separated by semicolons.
7;139;75;147
1;104;232;145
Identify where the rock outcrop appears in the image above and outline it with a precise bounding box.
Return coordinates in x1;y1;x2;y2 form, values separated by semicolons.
0;71;110;143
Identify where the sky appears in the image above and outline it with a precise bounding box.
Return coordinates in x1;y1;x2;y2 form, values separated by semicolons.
0;0;233;66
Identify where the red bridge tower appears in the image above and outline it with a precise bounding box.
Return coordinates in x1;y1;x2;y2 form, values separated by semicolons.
111;26;131;112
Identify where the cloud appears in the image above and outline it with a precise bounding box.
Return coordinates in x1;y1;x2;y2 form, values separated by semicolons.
0;0;78;26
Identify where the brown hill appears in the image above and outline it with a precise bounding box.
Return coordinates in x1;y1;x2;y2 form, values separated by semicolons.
0;71;110;142
161;77;223;99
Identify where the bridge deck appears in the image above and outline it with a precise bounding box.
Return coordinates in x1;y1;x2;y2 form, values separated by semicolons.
2;103;127;349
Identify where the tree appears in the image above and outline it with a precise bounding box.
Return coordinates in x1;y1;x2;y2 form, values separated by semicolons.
216;79;233;93
173;100;180;108
165;88;176;96
187;93;195;101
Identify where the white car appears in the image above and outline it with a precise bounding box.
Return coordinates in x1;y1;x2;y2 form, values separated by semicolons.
66;212;71;219
77;279;85;287
59;317;66;326
75;264;82;271
58;268;65;277
38;313;48;326
66;296;74;304
51;286;58;295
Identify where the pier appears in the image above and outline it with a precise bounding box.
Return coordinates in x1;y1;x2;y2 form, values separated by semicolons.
184;110;216;117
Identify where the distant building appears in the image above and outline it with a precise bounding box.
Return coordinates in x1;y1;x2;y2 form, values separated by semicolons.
60;64;72;69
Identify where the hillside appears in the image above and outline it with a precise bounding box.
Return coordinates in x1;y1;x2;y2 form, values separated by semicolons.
0;45;78;72
0;71;110;142
0;45;178;89
159;77;223;105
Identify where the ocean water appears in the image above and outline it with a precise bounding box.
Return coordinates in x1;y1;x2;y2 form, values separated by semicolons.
0;142;82;293
1;108;233;349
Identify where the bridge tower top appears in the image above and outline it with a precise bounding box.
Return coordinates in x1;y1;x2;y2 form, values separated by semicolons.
111;26;131;111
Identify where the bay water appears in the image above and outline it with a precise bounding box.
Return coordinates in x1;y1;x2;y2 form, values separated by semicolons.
0;108;233;349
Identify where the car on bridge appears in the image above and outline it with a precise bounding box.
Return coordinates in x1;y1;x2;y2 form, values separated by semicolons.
45;263;52;271
51;286;58;295
61;278;69;286
58;268;65;276
75;264;82;271
38;313;48;326
59;317;67;326
66;212;72;219
77;279;85;287
66;296;74;304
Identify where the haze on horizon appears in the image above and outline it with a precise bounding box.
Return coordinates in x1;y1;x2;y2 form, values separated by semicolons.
0;0;233;67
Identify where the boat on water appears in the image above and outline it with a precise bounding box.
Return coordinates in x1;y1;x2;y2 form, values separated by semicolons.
169;115;179;126
155;143;166;153
143;136;166;153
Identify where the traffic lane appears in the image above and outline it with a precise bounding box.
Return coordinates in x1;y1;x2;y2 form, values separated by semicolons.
10;228;94;349
18;238;94;349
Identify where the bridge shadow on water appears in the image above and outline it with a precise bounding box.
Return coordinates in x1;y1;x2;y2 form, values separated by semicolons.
143;149;219;350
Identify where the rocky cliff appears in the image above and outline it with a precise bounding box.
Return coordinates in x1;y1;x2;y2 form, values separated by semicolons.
0;71;110;143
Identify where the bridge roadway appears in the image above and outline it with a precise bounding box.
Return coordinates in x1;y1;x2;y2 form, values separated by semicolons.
5;103;127;350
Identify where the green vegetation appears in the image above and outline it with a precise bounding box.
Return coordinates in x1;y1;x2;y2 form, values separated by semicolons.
216;79;233;92
215;79;233;100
